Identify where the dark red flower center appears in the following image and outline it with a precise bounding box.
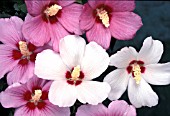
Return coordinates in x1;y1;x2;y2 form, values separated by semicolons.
12;41;37;66
42;2;62;24
65;65;84;86
23;88;48;110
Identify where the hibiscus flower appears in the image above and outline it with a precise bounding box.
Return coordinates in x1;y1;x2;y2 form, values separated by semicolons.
23;0;83;52
76;100;136;116
0;16;47;85
80;0;143;49
0;76;69;116
34;35;111;107
104;37;170;108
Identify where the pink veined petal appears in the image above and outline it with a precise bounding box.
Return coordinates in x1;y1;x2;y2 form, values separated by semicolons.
105;0;135;12
76;103;107;116
39;100;70;116
143;63;170;85
128;77;158;108
76;81;111;105
108;100;136;116
49;22;69;52
110;47;137;68
138;37;163;64
109;12;142;40
0;16;23;48
7;62;35;85
48;80;77;107
86;23;111;49
57;0;75;7
81;42;110;80
0;45;18;79
80;3;95;31
59;35;86;69
104;69;129;100
14;106;40;116
22;14;50;47
58;3;83;35
35;49;68;81
88;0;105;9
0;84;28;108
25;0;50;16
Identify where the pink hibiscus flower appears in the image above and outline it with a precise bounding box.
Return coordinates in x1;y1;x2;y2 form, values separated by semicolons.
80;0;143;49
76;100;136;116
22;0;83;52
0;76;70;116
0;16;47;85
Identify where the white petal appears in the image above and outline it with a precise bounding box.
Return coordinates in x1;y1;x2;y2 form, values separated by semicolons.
104;69;129;100
143;63;170;85
128;77;158;108
110;47;137;68
59;35;86;69
81;42;110;80
35;49;68;81
138;37;163;64
48;80;77;107
77;81;111;105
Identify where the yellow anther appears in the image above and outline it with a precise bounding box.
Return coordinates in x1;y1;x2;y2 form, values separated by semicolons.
71;65;81;80
132;65;141;85
31;90;42;103
44;4;62;17
96;8;110;28
19;41;31;56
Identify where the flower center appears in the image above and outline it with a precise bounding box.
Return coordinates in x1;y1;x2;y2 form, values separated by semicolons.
30;90;42;105
19;41;32;58
126;60;146;85
65;65;84;86
96;8;110;28
44;4;62;17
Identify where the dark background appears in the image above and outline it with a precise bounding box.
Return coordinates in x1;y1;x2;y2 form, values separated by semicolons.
0;0;170;116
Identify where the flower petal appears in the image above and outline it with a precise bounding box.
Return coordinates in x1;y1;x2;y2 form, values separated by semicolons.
76;104;107;116
48;80;77;107
59;35;86;69
143;63;170;85
58;3;83;35
108;100;136;116
104;69;129;100
110;47;137;68
58;0;75;7
35;49;68;81
86;23;111;49
128;77;158;108
22;14;50;46
0;16;23;47
80;3;95;31
7;62;34;85
14;106;40;116
88;0;105;9
0;84;27;108
0;45;18;79
81;42;110;80
110;12;142;40
77;81;111;105
138;37;163;64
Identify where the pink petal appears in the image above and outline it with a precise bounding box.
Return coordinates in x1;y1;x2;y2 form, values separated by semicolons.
109;12;142;40
22;14;50;46
7;62;34;85
108;100;136;116
58;3;83;35
80;3;95;31
76;104;107;116
49;22;69;52
14;106;40;116
86;23;111;49
88;0;105;9
0;45;18;79
0;84;27;108
105;0;135;12
0;16;23;48
25;0;50;16
58;0;75;7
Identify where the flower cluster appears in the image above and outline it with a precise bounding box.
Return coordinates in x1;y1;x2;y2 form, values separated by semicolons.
0;0;170;116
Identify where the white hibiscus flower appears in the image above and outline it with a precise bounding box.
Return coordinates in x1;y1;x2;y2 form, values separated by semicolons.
104;37;170;108
35;35;111;107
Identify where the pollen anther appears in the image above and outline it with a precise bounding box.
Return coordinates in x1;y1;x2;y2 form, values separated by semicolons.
132;65;141;84
19;41;31;57
71;65;81;80
30;90;42;105
44;4;62;17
